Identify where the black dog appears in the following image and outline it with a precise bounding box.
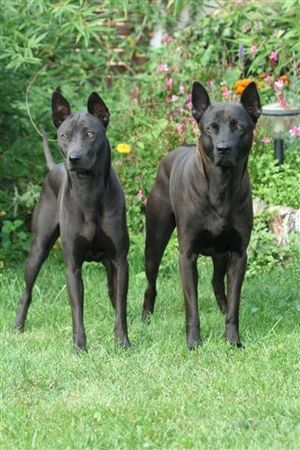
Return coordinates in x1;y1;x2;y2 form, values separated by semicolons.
15;92;130;350
142;81;261;349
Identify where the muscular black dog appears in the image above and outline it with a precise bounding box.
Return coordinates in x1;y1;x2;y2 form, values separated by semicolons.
142;81;261;349
15;92;130;351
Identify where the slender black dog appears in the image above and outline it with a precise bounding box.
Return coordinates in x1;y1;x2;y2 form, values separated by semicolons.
15;92;130;350
142;81;261;349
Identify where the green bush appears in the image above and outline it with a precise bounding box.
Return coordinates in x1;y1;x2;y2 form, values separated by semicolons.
250;141;300;208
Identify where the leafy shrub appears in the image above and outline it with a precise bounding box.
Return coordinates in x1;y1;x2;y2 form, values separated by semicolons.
250;141;300;208
247;213;291;276
0;219;29;263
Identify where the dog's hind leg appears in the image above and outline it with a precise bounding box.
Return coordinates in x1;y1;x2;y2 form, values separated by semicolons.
15;187;58;331
142;192;175;322
112;256;130;348
211;253;229;315
103;259;116;308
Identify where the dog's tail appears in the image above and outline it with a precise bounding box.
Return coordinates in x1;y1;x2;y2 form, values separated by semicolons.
39;125;55;171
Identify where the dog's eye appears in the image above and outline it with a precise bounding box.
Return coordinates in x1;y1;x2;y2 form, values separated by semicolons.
61;134;68;140
206;123;218;134
86;131;95;138
236;123;245;132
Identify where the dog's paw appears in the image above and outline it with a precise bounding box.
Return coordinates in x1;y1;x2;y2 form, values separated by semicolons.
73;334;87;353
233;340;244;349
14;322;25;333
187;326;202;350
73;343;88;353
226;337;244;349
141;309;152;324
187;338;203;350
118;336;131;349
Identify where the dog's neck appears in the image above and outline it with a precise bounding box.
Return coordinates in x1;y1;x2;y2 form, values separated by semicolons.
195;140;249;216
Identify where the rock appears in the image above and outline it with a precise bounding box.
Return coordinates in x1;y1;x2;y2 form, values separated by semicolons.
269;206;300;245
253;197;300;245
253;197;268;215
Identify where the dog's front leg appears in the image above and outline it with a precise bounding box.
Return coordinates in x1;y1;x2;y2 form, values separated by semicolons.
226;252;247;347
179;251;201;349
66;264;87;351
113;257;130;348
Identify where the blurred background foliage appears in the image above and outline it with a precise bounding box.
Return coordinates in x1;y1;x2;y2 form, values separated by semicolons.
0;0;299;268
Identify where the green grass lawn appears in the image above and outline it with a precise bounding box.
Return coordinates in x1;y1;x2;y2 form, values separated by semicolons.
1;251;299;450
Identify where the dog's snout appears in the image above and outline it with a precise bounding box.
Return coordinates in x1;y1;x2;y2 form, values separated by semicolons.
216;142;231;153
69;152;81;162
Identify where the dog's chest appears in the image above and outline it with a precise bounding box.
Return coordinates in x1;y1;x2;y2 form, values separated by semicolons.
191;214;243;255
81;218;96;241
80;218;115;261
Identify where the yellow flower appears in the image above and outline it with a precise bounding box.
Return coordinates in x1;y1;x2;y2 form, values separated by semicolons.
0;211;6;217
116;143;132;154
0;261;4;269
257;81;264;89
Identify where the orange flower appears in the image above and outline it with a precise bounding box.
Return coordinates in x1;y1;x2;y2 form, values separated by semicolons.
279;75;289;85
234;79;254;95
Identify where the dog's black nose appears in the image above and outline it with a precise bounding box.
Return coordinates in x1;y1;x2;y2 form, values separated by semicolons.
216;142;231;153
69;152;81;162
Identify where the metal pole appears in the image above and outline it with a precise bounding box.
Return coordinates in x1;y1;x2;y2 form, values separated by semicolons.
274;137;284;165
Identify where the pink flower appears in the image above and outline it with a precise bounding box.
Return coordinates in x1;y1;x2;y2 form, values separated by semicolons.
137;189;144;200
184;100;192;110
176;123;186;134
179;84;185;94
249;44;257;55
220;81;232;99
185;93;191;101
158;64;168;73
171;95;179;102
262;136;271;144
264;75;273;85
289;126;300;137
269;51;278;63
165;76;173;88
278;93;287;108
162;34;172;45
221;87;232;99
274;79;284;91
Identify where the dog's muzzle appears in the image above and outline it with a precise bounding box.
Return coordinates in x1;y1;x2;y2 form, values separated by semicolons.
68;152;81;162
216;142;232;154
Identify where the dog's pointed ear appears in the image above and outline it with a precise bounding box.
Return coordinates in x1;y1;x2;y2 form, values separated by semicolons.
87;92;110;128
52;92;71;128
240;82;261;123
191;81;211;123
